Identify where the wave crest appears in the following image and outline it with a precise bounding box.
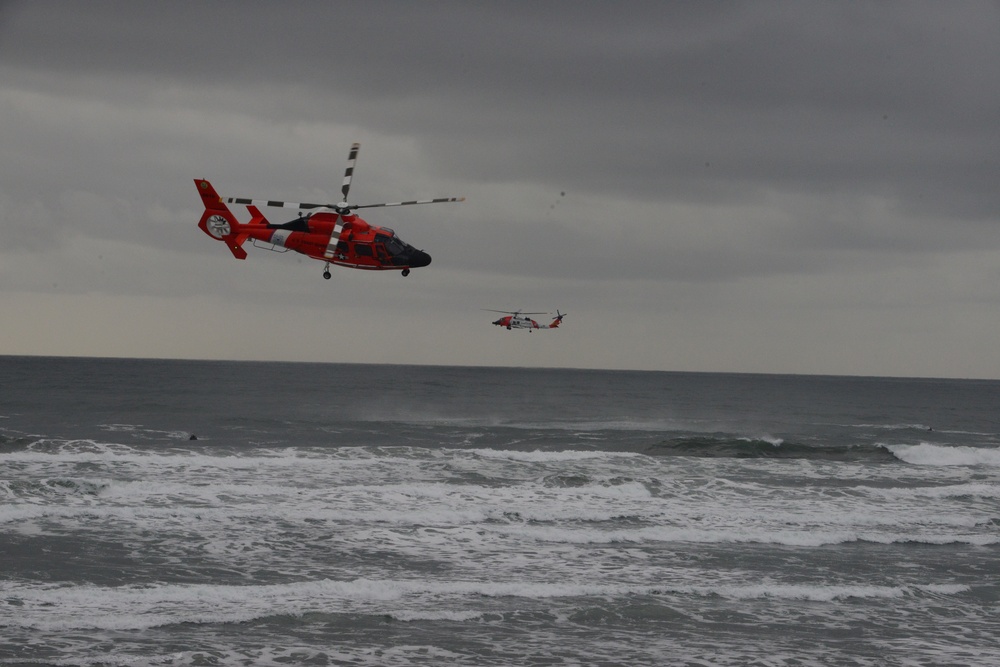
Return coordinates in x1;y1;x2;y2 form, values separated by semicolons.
648;436;898;463
887;443;1000;467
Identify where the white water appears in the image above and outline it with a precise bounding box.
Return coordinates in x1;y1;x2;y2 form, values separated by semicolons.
2;436;999;666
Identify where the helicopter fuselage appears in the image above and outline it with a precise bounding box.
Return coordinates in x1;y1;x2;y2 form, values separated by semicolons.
493;315;543;330
250;211;431;271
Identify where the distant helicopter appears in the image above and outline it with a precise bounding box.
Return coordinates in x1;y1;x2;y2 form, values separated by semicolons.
487;310;566;331
195;143;463;278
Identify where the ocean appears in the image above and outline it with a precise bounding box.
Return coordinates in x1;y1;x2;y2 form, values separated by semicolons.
1;356;998;666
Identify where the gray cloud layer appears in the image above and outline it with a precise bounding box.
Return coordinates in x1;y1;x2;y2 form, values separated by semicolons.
2;1;999;376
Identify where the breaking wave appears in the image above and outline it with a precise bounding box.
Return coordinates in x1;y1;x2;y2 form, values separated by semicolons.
647;436;899;462
887;443;1000;467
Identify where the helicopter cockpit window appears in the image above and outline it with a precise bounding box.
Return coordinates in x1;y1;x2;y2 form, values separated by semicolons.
376;234;407;257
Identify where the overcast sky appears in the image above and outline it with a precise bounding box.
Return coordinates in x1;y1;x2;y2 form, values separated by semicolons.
2;1;999;378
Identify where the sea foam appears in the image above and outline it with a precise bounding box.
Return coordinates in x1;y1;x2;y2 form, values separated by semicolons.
888;443;1000;467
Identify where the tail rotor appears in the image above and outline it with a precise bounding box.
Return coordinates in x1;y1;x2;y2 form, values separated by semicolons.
195;179;252;260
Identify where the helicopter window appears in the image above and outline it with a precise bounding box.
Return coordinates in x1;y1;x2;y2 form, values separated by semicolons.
353;243;373;257
377;234;407;256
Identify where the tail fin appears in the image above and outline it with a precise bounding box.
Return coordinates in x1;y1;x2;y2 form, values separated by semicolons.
548;311;566;328
195;179;250;260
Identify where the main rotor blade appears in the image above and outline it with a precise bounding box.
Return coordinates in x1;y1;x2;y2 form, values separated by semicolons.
482;309;546;315
222;196;464;213
222;197;335;211
342;142;359;201
354;197;465;210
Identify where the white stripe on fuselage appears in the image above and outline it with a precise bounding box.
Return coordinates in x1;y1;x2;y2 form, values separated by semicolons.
270;230;292;247
323;221;345;259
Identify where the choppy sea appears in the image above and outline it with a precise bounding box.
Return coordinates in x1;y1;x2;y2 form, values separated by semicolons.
1;356;999;666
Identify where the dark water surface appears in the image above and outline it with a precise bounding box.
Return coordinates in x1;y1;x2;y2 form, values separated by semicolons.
2;357;999;665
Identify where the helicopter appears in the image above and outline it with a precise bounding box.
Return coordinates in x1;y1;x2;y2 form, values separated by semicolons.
195;143;463;278
487;310;566;331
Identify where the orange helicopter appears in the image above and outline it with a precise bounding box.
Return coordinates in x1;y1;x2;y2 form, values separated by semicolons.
195;143;463;278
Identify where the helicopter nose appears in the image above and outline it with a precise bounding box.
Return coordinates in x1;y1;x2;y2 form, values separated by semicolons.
409;250;431;268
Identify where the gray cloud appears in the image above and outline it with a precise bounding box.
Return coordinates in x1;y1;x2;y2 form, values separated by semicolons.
2;1;999;376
